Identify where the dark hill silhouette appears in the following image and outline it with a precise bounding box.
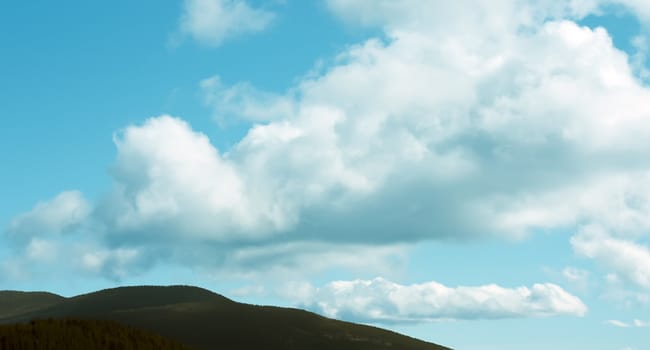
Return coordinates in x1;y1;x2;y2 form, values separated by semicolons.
0;285;451;350
0;318;192;350
0;291;65;319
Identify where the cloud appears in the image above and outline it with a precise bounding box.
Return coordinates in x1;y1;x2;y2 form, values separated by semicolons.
201;76;296;123
630;35;650;81
7;191;90;242
25;238;58;263
284;277;587;323
212;242;408;279
606;319;650;328
189;7;650;247
102;116;270;241
633;319;650;327
79;247;143;281
3;190;148;282
324;0;650;29
615;0;650;20
175;0;275;47
563;267;590;283
325;0;598;30
607;319;632;328
478;171;650;242
8;0;650;286
571;226;650;291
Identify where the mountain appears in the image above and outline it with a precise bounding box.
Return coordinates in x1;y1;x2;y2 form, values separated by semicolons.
0;285;452;350
0;291;65;320
0;319;192;350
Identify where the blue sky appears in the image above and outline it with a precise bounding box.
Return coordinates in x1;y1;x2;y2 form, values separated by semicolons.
2;1;650;349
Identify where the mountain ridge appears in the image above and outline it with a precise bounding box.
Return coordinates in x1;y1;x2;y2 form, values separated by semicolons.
0;285;452;350
0;291;66;320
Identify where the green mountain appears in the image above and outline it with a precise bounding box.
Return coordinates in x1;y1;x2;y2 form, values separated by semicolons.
0;286;451;350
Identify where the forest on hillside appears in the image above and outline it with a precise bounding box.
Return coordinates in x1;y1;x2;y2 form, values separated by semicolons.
0;319;193;350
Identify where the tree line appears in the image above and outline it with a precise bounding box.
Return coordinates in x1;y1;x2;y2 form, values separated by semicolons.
0;318;193;350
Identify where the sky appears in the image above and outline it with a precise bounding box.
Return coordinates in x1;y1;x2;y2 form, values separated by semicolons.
2;0;650;349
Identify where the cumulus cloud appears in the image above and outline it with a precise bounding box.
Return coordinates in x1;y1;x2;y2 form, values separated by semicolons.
175;0;274;47
3;190;148;281
479;171;650;240
8;191;90;242
8;0;650;286
571;226;650;291
102;116;272;241
284;277;587;323
193;4;650;246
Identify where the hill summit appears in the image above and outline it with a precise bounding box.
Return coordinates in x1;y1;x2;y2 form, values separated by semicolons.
0;285;451;350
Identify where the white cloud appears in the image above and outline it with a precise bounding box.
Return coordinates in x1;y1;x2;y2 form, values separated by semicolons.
285;277;587;323
563;267;590;283
607;319;632;327
634;319;650;327
102;115;296;240
630;35;650;81
193;10;650;245
571;226;650;290
9;0;650;288
606;319;650;328
25;238;58;263
478;172;650;240
176;0;274;47
80;247;141;281
201;75;296;122
614;0;650;20
8;191;90;241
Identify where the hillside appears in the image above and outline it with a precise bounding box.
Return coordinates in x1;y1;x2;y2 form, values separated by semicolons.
0;291;65;319
0;318;192;350
0;286;451;350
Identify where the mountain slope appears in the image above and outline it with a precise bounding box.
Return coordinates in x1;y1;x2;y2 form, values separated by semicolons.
0;286;451;350
0;291;65;319
0;318;192;350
